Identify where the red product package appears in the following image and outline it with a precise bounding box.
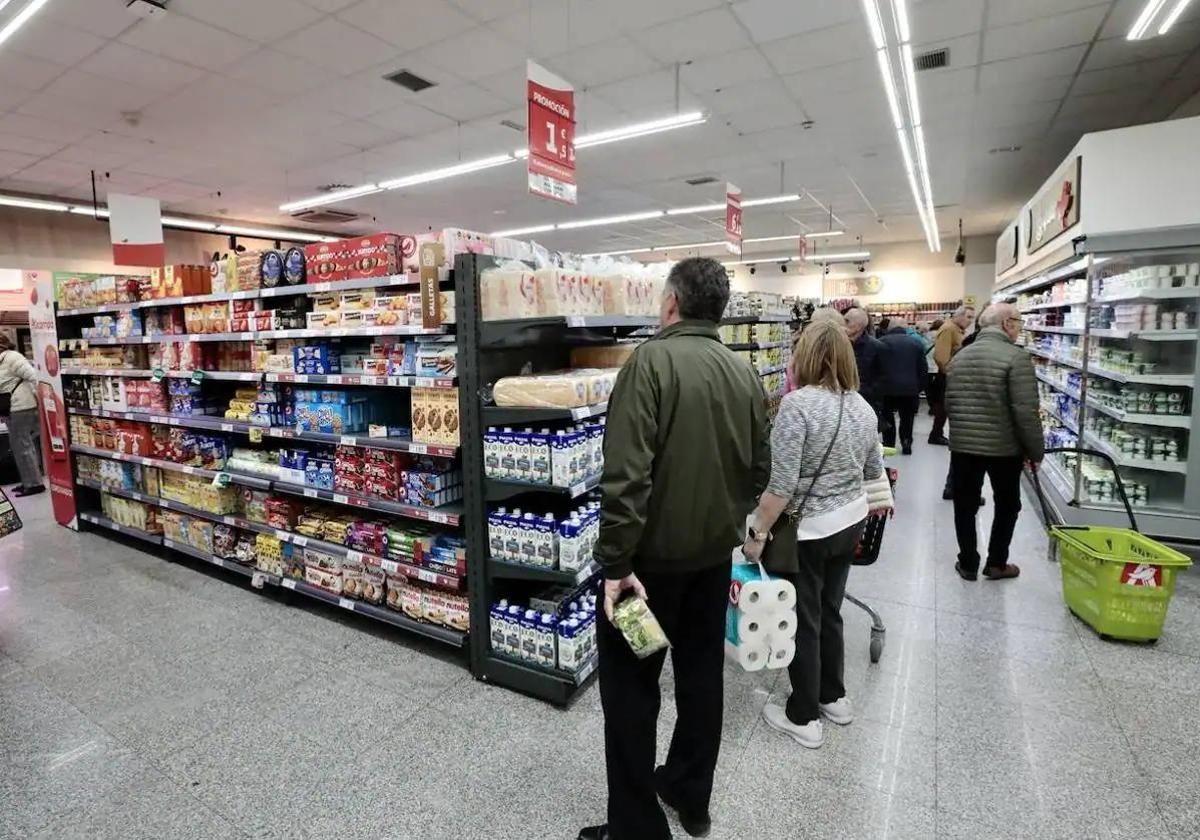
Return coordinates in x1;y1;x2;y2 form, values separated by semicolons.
304;242;348;283
363;460;398;481
335;472;366;494
365;477;399;500
265;498;301;529
342;233;410;281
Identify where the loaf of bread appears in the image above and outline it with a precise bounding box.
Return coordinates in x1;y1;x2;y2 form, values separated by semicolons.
493;369;619;408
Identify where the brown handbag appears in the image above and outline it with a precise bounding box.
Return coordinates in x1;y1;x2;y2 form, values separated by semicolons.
761;395;844;575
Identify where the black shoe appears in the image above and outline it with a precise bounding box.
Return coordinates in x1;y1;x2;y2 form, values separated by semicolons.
901;441;912;455
655;767;712;838
13;484;45;497
577;826;610;840
955;561;978;581
928;434;949;446
942;488;954;501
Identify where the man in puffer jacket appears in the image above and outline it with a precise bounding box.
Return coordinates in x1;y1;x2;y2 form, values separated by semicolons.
945;303;1043;581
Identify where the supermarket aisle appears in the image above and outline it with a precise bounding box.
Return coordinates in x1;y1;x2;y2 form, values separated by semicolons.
2;420;1198;840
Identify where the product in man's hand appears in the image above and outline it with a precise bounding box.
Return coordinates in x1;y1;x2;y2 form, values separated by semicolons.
612;596;670;659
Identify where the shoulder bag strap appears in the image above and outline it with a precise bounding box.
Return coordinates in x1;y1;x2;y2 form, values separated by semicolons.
789;393;845;522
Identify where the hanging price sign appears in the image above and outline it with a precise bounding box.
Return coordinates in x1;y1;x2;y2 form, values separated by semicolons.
527;60;577;205
726;183;743;256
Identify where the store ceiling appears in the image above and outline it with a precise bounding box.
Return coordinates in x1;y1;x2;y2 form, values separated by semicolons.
0;0;1198;259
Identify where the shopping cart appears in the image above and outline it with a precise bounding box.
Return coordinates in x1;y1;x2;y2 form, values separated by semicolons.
845;455;898;663
1031;447;1192;643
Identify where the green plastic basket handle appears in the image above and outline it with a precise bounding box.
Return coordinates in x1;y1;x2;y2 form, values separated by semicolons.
1030;446;1139;534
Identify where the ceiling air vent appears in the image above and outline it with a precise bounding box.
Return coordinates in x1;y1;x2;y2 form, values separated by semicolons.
290;208;359;224
684;175;719;186
384;69;436;92
913;48;949;71
500;119;525;132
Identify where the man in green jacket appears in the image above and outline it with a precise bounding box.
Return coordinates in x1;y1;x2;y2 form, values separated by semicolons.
946;302;1044;581
579;257;770;840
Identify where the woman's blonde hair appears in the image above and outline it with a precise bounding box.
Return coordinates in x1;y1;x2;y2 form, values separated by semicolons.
789;319;859;392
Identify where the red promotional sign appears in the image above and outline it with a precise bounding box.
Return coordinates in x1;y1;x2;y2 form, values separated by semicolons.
726;183;742;255
1120;563;1162;587
108;193;165;267
527;60;577;204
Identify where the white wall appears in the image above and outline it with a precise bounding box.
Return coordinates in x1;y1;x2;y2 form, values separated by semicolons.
728;235;996;306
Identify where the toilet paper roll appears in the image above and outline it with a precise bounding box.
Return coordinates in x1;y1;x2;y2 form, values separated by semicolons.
767;610;796;641
767;579;796;612
764;639;796;670
736;578;774;609
737;613;769;643
725;639;768;672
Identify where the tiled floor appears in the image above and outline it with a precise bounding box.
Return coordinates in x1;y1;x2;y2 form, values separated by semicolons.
2;416;1198;839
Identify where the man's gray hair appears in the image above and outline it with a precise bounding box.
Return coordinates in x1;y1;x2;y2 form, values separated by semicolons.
979;302;1016;328
844;307;869;328
952;305;974;320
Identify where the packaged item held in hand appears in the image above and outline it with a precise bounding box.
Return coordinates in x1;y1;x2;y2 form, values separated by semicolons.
612;596;670;659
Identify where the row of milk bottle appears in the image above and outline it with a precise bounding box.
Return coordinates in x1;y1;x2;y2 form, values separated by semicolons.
487;503;600;571
483;421;604;486
489;595;598;672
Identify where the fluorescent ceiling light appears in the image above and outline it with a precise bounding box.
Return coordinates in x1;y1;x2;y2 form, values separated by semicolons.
660;240;726;250
893;0;911;42
861;0;886;49
574;111;706;149
0;195;69;211
68;206;109;217
492;223;556;237
805;251;871;262
743;234;799;244
876;49;903;130
1128;0;1170;38
742;193;801;208
379;154;515;191
279;184;382;214
557;210;663;230
162;216;218;231
582;248;654;257
806;230;845;239
665;202;724;215
216;224;328;243
0;0;51;50
1158;0;1192;34
900;44;921;127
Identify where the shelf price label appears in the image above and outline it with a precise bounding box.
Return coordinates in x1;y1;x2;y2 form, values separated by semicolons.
526;60;577;205
190;370;205;385
338;597;355;610
211;472;231;488
303;488;318;498
248;427;263;443
281;578;297;590
151;367;165;383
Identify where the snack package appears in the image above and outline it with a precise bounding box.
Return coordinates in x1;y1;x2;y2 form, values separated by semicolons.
612;596;670;659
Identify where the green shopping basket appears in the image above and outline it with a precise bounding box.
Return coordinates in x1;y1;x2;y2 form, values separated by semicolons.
1031;447;1192;643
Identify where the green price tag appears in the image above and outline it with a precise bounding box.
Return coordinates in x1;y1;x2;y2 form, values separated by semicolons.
211;472;231;488
151;367;165;383
190;370;205;385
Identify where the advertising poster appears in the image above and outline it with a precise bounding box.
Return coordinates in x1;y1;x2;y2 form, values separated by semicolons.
726;183;742;255
22;270;76;529
527;60;577;204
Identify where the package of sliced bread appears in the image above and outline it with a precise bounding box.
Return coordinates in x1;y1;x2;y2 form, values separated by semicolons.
492;369;620;408
480;265;538;320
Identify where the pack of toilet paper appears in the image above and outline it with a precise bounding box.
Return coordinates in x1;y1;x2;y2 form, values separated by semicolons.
725;561;797;672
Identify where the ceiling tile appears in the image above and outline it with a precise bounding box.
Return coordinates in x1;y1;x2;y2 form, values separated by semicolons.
274;18;400;75
1073;56;1179;95
11;158;95;189
5;14;106;66
544;37;660;88
1100;0;1200;38
701;77;795;118
451;0;528;22
337;0;475;50
0;113;92;144
15;93;128;133
78;42;208;93
975;74;1074;107
0;150;40;178
408;26;525;81
912;0;984;43
309;66;424;119
100;171;171;194
987;0;1108;27
221;48;335;96
731;0;861;43
148;180;222;202
590;70;704;118
1084;27;1200;71
475;65;527;106
758;23;870;76
781;58;876;102
489;2;620;56
170;0;324;41
400;82;508;122
978;45;1088;89
0;85;36;113
0;131;65;156
361;103;458;137
40;70;162;112
984;4;1108;63
681;48;776;92
119;13;259;71
295;0;359;12
50;140;145;171
630;7;751;64
0;51;67;91
597;0;726;29
914;66;977;102
43;0;137;39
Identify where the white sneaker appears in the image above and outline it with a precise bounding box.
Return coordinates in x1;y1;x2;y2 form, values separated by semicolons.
762;703;824;749
819;696;854;726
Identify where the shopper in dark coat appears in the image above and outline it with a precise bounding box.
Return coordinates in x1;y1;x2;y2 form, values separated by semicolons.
580;257;771;840
877;324;928;454
844;308;885;414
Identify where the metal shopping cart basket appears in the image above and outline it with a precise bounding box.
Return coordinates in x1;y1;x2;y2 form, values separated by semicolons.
1031;446;1192;643
845;459;898;663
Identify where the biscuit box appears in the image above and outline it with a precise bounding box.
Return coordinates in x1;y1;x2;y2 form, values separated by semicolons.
303;242;349;283
342;233;413;281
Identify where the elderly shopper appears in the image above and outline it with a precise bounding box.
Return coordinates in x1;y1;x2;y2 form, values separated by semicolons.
945;303;1043;581
928;305;975;445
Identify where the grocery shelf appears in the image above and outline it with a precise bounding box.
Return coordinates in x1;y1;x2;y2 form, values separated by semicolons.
757;363;787;377
272;481;462;525
481;653;598;704
1085;400;1191;428
77;478;464;590
1087;328;1196;341
80;324;446;345
720;314;791;324
478;315;657;349
162;537;256;579
725;340;790;350
66;407;456;457
484;474;600;502
487;558;599;585
1088;366;1194;387
1082;432;1189;474
1041;402;1079;434
79;511;162;545
60;367;457;388
481;402;607;425
1092;287;1200;304
57;273;422;316
61;367;263;381
1026;325;1084;335
1018;299;1086;313
69;443;272;490
1035;371;1081;400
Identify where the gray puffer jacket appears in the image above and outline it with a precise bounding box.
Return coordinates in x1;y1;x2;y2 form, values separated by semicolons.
946;327;1044;460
